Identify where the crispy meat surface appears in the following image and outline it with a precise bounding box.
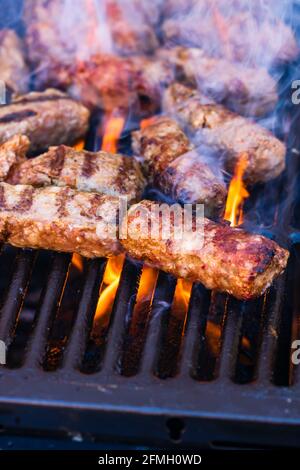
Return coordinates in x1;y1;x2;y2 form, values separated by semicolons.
158;47;278;117
132;116;226;216
164;83;286;184
121;200;289;300
0;29;29;95
0;135;29;181
8;144;146;204
0;183;122;258
0;89;90;153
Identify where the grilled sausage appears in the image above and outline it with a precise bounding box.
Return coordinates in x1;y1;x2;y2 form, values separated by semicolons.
162;9;299;67
0;89;90;153
157;151;226;217
0;29;29;95
69;54;173;115
132;116;191;176
121;200;289;300
7;144;146;204
0;183;122;258
0;135;29;181
132;116;226;217
163;83;286;184
157;46;278;117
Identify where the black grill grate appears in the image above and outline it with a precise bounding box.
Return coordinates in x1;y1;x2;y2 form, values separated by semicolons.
0;66;300;451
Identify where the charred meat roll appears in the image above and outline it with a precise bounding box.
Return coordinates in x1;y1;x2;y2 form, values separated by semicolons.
132;116;226;216
163;83;286;184
0;29;29;95
0;135;29;181
8;144;146;204
121;200;289;300
158;47;278;117
0;89;90;153
0;183;122;258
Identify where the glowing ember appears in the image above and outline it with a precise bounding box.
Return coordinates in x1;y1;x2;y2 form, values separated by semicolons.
224;153;250;227
101;114;125;153
71;253;83;272
94;254;125;321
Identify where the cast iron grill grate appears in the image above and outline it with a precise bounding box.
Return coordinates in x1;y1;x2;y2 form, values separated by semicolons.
0;69;300;450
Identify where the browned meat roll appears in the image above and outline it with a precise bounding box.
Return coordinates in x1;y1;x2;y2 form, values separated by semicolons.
7;144;146;204
163;83;286;184
157;46;278;117
162;8;299;67
69;54;173;115
0;183;122;258
23;0;159;91
0;89;90;153
0;29;29;95
132;116;226;217
0;135;29;181
121;200;289;300
132;116;191;176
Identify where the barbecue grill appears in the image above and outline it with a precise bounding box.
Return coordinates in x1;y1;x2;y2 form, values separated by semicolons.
0;0;300;450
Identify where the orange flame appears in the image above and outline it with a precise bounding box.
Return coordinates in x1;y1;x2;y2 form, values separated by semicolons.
71;253;83;272
136;266;158;305
73;139;85;151
94;254;125;322
101;113;125;153
206;321;251;356
224;153;249;227
140;117;156;130
172;279;193;323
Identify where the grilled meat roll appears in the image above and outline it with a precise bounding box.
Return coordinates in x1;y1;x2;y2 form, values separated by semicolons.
0;135;29;181
121;200;289;300
132;116;226;216
156;151;226;216
24;0;159;91
0;89;90;153
162;9;299;67
163;83;286;184
8;144;146;204
132;116;191;176
0;183;122;258
69;54;173;115
0;29;29;95
158;47;278;117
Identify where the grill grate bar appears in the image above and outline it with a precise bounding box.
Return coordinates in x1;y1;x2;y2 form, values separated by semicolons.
25;253;71;368
140;272;176;376
217;298;239;381
64;258;106;370
0;249;36;345
101;258;141;374
256;282;284;385
179;284;211;378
